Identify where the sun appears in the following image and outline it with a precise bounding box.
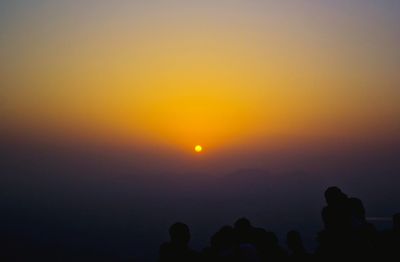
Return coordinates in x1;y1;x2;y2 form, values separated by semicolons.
194;145;203;153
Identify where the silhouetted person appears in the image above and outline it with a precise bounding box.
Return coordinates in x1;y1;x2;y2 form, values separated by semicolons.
317;187;381;260
322;186;351;231
233;218;261;261
348;197;378;259
203;225;237;262
394;213;400;231
234;218;254;245
379;213;400;261
158;187;399;261
253;228;287;262
393;213;400;257
392;213;400;257
286;230;310;261
317;187;353;260
349;197;367;229
159;222;198;262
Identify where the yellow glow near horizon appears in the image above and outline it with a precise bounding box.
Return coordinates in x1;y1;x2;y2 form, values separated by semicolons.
1;1;399;153
195;145;203;153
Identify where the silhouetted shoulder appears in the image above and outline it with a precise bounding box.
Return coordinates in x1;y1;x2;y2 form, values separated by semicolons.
159;222;199;262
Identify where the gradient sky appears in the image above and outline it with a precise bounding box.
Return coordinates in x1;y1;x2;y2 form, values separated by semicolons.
1;1;400;260
2;0;399;158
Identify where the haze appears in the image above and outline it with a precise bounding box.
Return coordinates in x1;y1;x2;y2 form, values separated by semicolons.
1;1;399;260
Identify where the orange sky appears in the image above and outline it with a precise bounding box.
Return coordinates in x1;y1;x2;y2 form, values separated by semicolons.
1;1;399;155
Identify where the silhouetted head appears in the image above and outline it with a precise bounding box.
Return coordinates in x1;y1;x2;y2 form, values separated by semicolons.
393;213;400;231
349;197;366;220
169;222;190;245
234;217;252;230
286;230;303;251
325;186;347;205
234;217;253;243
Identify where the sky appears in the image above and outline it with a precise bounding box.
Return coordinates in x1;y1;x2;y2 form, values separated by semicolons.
1;1;400;260
2;0;399;155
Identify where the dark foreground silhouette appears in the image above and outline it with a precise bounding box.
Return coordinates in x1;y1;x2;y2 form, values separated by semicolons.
160;187;400;262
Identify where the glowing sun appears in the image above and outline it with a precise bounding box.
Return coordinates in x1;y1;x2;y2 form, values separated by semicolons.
194;145;203;153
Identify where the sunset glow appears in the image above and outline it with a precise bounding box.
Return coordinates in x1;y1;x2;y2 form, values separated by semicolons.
2;2;400;261
1;1;399;155
195;145;203;153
